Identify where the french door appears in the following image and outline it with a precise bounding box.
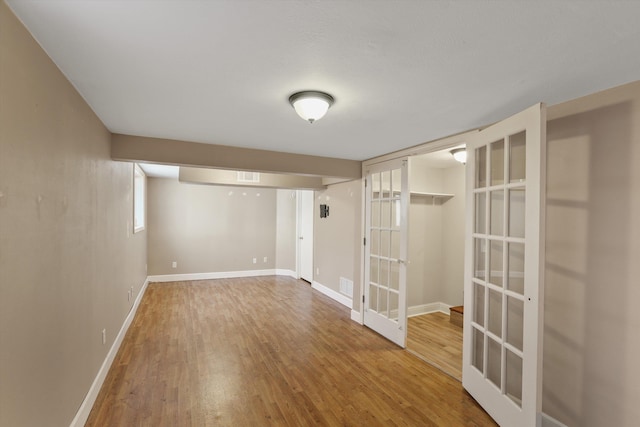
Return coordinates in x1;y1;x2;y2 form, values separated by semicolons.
363;158;409;347
463;103;546;426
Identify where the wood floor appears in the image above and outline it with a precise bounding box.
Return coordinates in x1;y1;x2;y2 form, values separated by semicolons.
86;276;495;426
407;312;464;381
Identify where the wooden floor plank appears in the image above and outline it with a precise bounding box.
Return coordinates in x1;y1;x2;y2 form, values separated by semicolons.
86;276;494;426
407;312;463;381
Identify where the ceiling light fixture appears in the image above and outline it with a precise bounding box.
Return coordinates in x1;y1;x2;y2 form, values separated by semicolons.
450;148;467;164
289;91;334;124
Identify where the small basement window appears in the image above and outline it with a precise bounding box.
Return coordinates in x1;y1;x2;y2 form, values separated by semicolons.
133;164;146;233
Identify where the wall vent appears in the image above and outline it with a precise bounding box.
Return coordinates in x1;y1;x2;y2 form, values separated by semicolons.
237;171;260;183
339;277;353;297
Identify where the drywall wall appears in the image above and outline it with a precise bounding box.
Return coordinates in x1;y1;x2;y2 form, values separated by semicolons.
407;159;444;307
0;3;147;426
276;189;297;272
112;133;362;179
146;178;277;275
441;164;465;306
179;167;326;190
407;158;465;309
408;195;444;306
543;81;640;426
314;180;362;310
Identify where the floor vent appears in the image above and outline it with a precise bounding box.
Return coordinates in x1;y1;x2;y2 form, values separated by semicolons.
339;277;353;296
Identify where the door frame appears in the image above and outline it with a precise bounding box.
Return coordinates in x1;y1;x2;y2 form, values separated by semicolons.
359;136;473;329
296;189;314;282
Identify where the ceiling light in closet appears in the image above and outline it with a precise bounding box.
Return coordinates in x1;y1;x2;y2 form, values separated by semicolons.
450;148;467;164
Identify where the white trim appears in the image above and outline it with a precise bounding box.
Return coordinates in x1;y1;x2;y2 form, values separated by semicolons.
359;177;366;326
70;278;150;427
133;163;146;234
390;302;451;320
275;269;297;278
296;190;314;282
311;280;353;309
350;310;362;324
295;190;301;279
540;412;567;427
147;269;277;283
407;302;452;317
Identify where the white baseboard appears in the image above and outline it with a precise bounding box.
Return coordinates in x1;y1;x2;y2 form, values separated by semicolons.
148;269;278;283
70;277;150;427
311;281;353;309
351;309;362;324
540;412;567;427
275;269;297;278
365;302;454;322
407;302;452;317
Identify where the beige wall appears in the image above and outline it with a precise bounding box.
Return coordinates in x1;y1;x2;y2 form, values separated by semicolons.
408;159;444;307
0;3;147;426
112;133;362;179
147;178;277;275
314;180;363;310
543;82;640;426
407;159;465;309
441;164;465;306
408;195;444;306
179;167;326;190
276;189;297;272
5;1;640;425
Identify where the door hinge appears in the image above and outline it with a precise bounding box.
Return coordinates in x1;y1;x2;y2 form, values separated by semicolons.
363;237;366;246
362;295;365;303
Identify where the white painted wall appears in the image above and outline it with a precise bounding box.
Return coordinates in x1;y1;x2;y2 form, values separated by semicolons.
407;158;465;310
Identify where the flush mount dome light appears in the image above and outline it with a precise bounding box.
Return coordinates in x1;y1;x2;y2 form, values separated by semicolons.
289;91;334;124
450;148;467;164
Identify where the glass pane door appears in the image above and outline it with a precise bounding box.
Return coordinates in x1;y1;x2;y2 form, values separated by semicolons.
463;104;545;427
364;158;408;347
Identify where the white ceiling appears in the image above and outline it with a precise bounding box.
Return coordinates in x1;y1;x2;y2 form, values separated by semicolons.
7;1;640;161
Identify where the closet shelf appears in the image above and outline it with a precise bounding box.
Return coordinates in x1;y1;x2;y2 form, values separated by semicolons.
410;191;454;200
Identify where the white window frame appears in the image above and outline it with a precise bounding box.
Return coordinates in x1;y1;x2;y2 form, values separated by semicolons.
133;163;146;233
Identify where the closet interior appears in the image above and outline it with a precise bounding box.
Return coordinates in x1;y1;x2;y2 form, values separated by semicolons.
406;147;466;380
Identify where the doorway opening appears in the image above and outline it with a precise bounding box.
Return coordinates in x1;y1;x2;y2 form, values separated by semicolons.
405;146;466;380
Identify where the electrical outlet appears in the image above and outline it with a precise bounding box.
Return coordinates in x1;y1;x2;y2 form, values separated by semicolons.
127;290;131;301
263;257;267;263
172;261;177;268
102;329;106;345
316;267;320;275
252;258;257;264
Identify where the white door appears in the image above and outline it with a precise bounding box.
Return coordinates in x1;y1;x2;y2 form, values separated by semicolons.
298;190;314;283
363;158;409;347
463;103;546;426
